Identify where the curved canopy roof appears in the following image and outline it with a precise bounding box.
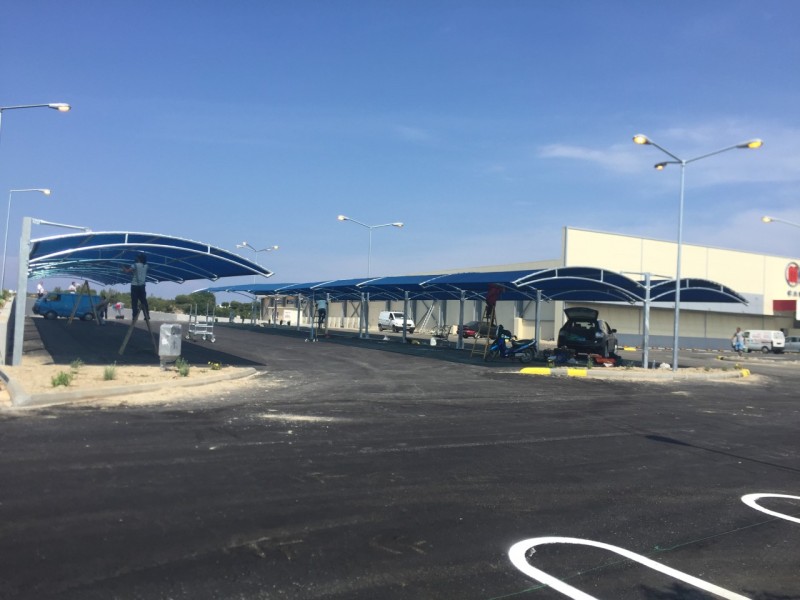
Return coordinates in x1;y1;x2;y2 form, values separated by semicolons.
647;278;747;303
27;231;272;285
202;267;747;305
512;267;645;303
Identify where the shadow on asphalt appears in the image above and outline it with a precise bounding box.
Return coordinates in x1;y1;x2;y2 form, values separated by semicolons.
227;323;524;368
28;317;513;370
30;318;262;368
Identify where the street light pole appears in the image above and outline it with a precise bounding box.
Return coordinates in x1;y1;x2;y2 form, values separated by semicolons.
236;242;279;320
236;242;278;279
337;215;404;277
236;241;279;259
0;103;71;144
237;241;278;276
633;134;763;371
762;215;800;230
2;188;51;290
0;102;69;291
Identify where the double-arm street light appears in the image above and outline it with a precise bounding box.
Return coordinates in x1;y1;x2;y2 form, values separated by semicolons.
633;133;763;371
762;215;800;230
236;241;279;256
337;215;404;277
2;189;51;290
236;241;279;285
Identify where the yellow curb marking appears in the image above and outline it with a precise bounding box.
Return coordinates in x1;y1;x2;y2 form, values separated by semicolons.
566;368;587;377
520;367;552;376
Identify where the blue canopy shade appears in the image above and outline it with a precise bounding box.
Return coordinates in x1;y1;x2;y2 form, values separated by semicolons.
28;231;273;285
202;267;747;305
647;278;748;303
512;267;645;303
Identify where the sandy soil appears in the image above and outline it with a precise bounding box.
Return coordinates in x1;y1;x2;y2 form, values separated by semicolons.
0;353;260;409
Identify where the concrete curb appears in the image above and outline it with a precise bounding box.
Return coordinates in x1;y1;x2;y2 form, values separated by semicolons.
1;367;259;408
519;366;751;380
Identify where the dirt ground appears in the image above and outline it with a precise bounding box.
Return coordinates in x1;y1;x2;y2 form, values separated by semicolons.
0;353;260;408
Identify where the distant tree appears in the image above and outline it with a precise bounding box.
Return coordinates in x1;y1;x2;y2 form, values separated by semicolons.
174;291;216;315
148;296;175;313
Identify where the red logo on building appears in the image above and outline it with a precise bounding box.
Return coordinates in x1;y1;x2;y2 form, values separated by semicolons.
786;262;800;287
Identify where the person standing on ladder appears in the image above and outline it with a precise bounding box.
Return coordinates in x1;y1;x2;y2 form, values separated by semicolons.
316;297;327;329
123;253;150;321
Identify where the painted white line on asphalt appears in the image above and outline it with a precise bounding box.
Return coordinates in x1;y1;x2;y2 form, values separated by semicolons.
508;536;749;600
742;493;800;524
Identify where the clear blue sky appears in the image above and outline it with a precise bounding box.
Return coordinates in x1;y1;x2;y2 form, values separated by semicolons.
2;1;798;299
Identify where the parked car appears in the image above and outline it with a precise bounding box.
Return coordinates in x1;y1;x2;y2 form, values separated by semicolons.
457;320;495;339
557;307;618;357
33;292;103;321
784;336;800;353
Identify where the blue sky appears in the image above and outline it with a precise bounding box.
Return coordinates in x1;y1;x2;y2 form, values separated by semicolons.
1;1;798;298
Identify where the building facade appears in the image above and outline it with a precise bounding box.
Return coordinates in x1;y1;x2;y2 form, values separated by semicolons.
263;226;799;350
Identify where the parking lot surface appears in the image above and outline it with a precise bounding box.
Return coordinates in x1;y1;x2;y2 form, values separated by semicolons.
0;320;798;599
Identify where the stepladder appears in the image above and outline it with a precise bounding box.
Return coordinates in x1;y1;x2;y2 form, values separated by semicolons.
118;313;158;356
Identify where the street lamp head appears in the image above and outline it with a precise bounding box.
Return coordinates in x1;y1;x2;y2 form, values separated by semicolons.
48;103;71;112
739;138;763;149
9;188;52;195
392;222;404;228
761;216;773;223
236;242;248;248
655;162;667;170
633;134;651;145
270;245;279;250
337;215;348;222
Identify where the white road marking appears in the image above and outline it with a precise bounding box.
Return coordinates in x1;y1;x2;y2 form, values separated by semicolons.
741;493;800;524
508;536;750;600
257;413;350;423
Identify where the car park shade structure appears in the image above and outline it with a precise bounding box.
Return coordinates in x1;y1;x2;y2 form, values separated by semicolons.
206;267;747;306
27;231;273;285
202;267;748;361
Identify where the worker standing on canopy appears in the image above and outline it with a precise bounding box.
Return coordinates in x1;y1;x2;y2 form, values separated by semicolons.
122;253;150;321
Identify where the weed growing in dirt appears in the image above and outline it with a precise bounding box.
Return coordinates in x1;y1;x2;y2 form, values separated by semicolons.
104;363;117;381
175;357;190;377
51;371;73;387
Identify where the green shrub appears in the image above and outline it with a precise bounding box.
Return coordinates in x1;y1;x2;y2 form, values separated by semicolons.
70;358;84;371
175;357;190;377
51;371;73;387
104;363;117;381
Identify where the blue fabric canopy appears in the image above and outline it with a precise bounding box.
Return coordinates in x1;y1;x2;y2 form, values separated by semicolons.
512;267;645;303
28;231;273;285
202;267;747;305
647;278;748;303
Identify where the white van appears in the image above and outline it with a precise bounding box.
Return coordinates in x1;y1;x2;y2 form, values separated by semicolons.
377;311;415;333
742;330;785;354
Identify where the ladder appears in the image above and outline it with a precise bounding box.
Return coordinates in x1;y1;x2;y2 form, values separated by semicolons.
118;312;158;356
470;304;497;358
417;301;441;334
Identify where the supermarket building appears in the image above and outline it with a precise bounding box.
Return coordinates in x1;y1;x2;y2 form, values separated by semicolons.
239;226;798;352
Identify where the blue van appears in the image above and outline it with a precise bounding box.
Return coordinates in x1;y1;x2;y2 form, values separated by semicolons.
33;293;104;321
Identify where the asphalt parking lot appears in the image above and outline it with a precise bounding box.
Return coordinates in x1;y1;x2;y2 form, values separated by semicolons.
1;320;799;599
